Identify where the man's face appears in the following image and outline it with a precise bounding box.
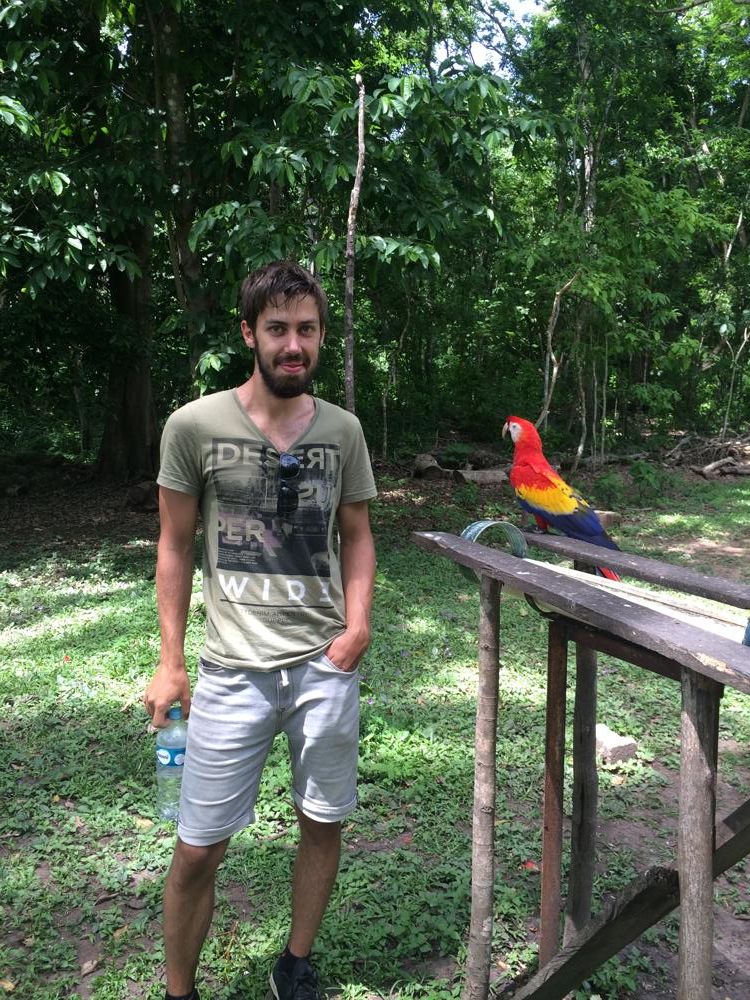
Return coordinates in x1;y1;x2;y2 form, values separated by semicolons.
241;294;324;399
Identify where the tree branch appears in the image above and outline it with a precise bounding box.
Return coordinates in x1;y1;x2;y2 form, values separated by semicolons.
537;271;580;429
474;1;525;76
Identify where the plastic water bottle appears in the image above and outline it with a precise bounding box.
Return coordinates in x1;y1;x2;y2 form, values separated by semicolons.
155;706;187;820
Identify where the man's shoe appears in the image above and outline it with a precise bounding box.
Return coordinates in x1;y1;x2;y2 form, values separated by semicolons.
269;954;322;1000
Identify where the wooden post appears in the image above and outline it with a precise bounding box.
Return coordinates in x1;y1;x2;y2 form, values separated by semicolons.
565;643;598;942
463;575;502;1000
565;564;599;944
677;669;721;1000
539;619;568;967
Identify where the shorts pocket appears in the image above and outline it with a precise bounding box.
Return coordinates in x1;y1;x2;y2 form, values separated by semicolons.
319;653;358;676
199;658;227;674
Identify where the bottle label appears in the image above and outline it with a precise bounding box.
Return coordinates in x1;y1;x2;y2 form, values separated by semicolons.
156;747;186;767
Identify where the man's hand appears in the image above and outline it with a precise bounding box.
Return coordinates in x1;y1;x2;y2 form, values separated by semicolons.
144;662;192;727
325;626;370;673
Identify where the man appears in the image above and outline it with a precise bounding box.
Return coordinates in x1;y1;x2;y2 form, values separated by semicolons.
144;260;377;1000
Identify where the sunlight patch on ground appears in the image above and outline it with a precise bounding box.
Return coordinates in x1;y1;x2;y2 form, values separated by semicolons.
380;486;431;506
3;603;125;645
663;538;749;582
1;571;135;597
402;613;449;636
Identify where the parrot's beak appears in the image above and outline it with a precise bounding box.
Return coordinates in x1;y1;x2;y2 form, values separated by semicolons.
502;421;509;439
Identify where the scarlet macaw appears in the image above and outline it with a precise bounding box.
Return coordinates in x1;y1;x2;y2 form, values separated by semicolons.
502;415;620;581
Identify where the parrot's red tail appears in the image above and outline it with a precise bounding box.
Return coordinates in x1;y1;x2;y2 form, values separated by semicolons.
598;566;620;582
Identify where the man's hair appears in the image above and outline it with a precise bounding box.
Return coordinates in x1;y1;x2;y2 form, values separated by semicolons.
240;260;328;330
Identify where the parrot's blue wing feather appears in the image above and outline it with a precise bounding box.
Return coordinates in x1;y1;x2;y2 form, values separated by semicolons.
517;498;620;551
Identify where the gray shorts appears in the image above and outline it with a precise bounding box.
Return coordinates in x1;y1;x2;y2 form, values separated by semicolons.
177;654;360;847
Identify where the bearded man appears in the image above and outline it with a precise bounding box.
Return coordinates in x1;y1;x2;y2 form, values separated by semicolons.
144;260;377;1000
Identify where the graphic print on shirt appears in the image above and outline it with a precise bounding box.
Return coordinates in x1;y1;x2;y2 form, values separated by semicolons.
210;438;339;610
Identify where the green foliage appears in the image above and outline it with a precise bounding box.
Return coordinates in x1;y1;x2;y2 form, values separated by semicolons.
452;482;481;508
628;460;672;500
573;949;654;999
0;0;749;463
591;461;695;512
0;94;38;134
591;469;627;511
436;443;474;468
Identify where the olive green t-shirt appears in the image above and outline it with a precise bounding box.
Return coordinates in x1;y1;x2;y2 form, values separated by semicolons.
157;389;377;670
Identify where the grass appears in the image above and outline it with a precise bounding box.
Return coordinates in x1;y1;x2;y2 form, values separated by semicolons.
1;462;750;999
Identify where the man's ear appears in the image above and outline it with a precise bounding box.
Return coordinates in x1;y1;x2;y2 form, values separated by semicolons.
319;325;326;347
240;320;255;350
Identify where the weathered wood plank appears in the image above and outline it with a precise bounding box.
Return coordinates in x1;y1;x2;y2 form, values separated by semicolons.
566;622;682;682
539;621;568;967
412;532;750;694
463;575;502;1000
565;642;598;943
519;559;747;641
518;531;750;610
677;670;721;1000
508;797;750;1000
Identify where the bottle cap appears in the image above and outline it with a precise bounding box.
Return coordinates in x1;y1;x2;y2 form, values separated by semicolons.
167;706;183;721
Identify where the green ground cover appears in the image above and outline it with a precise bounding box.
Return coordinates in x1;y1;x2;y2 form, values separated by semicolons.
1;464;749;999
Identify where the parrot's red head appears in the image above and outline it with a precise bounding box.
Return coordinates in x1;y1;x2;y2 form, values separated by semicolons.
502;416;542;451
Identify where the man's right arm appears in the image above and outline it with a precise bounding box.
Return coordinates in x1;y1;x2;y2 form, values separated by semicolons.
144;486;199;727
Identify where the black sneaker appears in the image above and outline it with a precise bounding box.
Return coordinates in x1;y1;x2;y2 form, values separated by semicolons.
269;954;322;1000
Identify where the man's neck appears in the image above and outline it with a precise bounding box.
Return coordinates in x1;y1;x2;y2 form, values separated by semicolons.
236;374;315;451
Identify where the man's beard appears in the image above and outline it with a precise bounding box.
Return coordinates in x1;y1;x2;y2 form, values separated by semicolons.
254;349;318;398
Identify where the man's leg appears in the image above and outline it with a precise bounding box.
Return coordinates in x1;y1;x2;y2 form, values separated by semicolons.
163;837;229;995
287;805;341;956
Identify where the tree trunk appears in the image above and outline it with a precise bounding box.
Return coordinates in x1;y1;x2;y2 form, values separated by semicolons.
343;75;366;413
147;0;211;375
97;224;159;481
72;350;94;455
538;271;579;428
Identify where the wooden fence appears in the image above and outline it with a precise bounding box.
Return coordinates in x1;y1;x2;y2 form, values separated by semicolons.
412;528;750;1000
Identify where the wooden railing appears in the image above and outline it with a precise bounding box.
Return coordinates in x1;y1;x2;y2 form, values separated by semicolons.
412;529;750;1000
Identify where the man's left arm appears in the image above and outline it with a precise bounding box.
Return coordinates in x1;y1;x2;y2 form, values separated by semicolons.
326;500;376;672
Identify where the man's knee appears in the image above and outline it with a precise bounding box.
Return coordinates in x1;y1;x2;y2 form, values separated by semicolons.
296;808;341;847
169;837;229;887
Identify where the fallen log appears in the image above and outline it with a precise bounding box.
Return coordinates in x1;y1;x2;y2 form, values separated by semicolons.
413;453;449;480
452;468;508;486
700;457;737;478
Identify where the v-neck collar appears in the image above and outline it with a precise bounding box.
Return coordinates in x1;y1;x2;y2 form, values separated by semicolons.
230;389;319;453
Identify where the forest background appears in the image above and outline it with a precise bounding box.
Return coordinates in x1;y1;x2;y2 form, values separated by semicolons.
3;4;750;998
2;0;749;476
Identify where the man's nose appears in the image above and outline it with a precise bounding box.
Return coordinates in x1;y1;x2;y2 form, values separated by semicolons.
285;330;303;353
